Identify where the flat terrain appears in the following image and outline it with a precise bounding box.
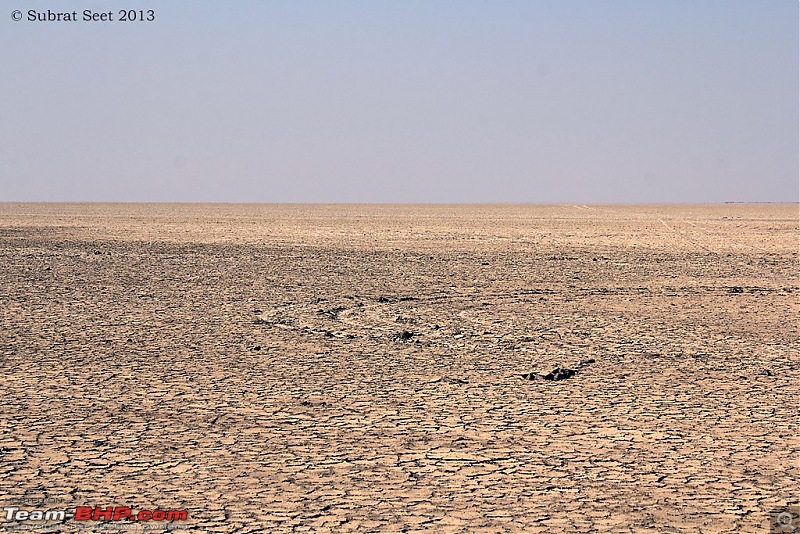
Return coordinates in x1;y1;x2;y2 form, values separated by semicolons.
0;203;797;533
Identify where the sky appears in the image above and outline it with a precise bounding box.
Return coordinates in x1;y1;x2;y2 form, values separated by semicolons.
1;1;797;203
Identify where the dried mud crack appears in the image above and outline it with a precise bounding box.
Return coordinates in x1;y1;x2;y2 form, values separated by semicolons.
0;203;797;533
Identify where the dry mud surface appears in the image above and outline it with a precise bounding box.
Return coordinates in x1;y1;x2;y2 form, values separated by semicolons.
0;203;797;533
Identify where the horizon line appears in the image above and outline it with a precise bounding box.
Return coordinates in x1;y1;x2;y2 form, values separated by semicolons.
0;200;798;206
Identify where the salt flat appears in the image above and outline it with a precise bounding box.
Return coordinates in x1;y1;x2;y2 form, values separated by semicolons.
0;203;797;532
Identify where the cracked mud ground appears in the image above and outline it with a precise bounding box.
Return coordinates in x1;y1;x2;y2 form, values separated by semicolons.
1;204;797;533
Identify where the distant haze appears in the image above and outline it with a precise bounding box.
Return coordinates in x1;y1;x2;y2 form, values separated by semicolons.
1;1;797;203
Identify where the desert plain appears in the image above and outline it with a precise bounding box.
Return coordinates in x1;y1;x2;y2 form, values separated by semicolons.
0;203;797;533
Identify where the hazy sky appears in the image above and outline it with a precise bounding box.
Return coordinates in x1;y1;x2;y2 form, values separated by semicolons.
1;1;797;203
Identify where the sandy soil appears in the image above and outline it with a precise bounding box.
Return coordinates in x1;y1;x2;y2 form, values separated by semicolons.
0;203;797;533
